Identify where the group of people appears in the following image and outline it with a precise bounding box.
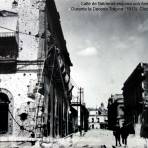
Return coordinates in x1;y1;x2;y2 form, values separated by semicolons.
113;123;129;147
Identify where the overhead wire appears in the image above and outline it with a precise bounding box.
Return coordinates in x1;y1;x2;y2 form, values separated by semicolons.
0;19;82;137
0;1;77;138
0;25;41;38
6;52;52;137
0;25;80;89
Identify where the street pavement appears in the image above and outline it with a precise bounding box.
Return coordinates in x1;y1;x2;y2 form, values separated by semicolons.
57;129;147;148
0;129;147;147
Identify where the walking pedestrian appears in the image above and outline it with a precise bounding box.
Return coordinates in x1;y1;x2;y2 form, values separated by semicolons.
113;124;121;147
120;123;129;147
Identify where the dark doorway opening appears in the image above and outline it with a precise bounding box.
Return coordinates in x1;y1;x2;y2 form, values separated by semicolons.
0;93;10;134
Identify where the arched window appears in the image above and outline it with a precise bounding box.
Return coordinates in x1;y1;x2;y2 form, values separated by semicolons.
0;93;10;134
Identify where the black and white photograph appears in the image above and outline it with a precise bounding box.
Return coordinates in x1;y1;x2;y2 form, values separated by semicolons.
0;0;148;147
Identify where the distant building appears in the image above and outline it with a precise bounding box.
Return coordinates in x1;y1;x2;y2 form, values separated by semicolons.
81;104;89;132
108;94;124;130
71;100;89;133
69;106;78;133
122;63;148;136
88;108;100;129
88;105;107;129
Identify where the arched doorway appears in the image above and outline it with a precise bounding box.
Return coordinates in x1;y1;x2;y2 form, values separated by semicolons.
0;88;14;135
0;93;10;133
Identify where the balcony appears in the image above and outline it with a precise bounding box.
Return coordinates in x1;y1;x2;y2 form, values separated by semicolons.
0;32;16;37
0;32;18;73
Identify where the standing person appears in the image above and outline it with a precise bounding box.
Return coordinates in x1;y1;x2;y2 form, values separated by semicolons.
113;124;121;147
79;125;82;136
120;123;129;147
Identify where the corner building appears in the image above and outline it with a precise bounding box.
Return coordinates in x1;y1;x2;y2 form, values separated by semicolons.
0;0;73;139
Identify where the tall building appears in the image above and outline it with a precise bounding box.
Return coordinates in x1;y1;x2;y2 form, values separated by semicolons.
0;0;73;139
35;0;73;138
0;9;40;136
122;63;148;136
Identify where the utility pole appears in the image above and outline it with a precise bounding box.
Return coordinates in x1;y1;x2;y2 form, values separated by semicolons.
79;87;82;106
79;87;84;134
77;96;79;113
79;87;84;105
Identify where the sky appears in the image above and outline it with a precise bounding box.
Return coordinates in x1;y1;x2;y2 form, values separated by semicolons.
54;0;148;107
0;0;148;108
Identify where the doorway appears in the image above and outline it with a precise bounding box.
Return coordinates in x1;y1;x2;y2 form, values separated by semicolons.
0;93;10;134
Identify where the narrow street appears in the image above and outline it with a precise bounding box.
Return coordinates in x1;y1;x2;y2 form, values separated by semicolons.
0;0;148;148
57;129;147;148
0;129;147;148
68;129;115;148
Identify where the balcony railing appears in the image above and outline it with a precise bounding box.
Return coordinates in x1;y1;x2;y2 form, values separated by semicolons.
0;32;15;37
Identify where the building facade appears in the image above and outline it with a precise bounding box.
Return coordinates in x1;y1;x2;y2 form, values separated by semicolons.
35;0;73;138
0;0;73;139
108;94;124;130
71;92;89;133
88;107;107;130
69;106;78;134
122;63;148;136
0;10;19;135
88;108;100;129
0;9;39;136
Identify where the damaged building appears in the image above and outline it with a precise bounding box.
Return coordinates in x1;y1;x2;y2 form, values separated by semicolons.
0;0;73;139
0;10;18;135
36;0;73;138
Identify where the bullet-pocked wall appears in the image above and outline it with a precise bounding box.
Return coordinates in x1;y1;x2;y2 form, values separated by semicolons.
0;0;73;138
0;0;41;136
0;88;14;134
17;0;39;61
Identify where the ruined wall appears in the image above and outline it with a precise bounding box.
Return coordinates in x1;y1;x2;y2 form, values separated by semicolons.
0;0;43;136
